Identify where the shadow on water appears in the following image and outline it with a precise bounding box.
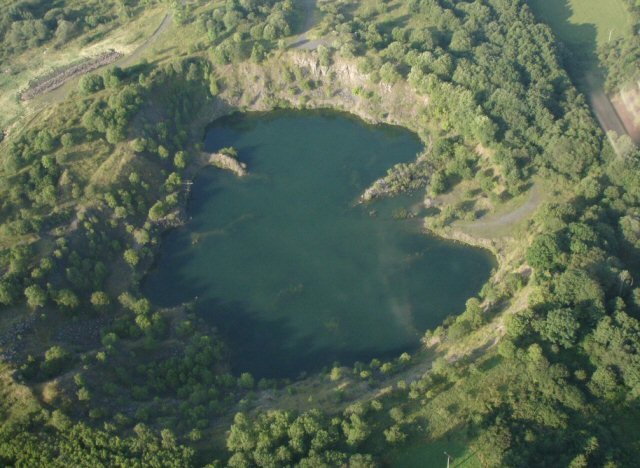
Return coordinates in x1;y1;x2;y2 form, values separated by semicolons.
196;297;415;379
147;246;422;381
205;108;423;145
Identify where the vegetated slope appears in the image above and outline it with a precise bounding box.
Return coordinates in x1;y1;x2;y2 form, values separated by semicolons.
525;0;640;148
0;0;169;134
599;0;640;91
599;0;640;145
0;0;638;466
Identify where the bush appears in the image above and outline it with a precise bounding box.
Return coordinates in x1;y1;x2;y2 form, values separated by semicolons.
24;284;47;309
79;74;105;94
60;133;74;148
54;289;80;309
90;291;110;310
41;346;70;377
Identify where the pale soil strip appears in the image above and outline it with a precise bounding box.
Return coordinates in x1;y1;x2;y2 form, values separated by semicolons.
587;87;627;138
447;184;543;244
290;0;330;50
583;72;636;154
611;90;640;145
116;9;173;68
467;184;542;233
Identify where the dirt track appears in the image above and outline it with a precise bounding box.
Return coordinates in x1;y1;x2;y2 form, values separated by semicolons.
464;184;543;235
117;9;173;68
290;0;330;50
585;72;628;138
611;87;640;145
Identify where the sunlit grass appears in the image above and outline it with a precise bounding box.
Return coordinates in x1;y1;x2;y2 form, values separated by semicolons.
526;0;632;48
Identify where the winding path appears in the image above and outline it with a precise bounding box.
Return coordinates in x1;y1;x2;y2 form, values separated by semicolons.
116;8;173;68
290;0;328;50
470;184;541;231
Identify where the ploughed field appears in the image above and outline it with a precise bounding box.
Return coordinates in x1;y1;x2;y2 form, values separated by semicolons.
144;111;495;378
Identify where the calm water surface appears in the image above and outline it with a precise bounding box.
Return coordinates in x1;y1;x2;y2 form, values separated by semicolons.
144;110;495;378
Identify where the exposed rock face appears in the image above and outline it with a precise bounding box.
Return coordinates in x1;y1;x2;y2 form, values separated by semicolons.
209;152;247;177
360;178;390;202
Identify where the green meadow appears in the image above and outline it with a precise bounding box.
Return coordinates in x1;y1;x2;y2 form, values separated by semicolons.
526;0;631;60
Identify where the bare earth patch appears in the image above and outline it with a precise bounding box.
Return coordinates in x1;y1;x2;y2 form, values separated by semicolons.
584;72;630;151
611;81;640;145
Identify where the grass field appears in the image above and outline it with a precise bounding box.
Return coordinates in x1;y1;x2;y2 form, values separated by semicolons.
388;436;481;468
526;0;631;48
526;0;634;140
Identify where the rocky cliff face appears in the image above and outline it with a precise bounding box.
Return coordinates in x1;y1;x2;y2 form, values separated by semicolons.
190;50;433;201
196;49;430;139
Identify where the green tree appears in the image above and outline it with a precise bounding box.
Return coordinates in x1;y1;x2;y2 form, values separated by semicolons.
79;74;105;94
148;201;167;221
42;345;70;377
174;151;188;169
124;249;139;267
250;43;266;63
157;145;169;160
238;372;255;390
77;387;91;401
537;308;580;348
133;229;150;245
34;130;55;153
60;133;74;148
383;424;406;444
342;414;370;446
24;284;47;309
318;45;331;66
0;280;17;306
430;171;447;195
90;291;110;310
379;62;401;84
54;289;80;310
526;233;563;272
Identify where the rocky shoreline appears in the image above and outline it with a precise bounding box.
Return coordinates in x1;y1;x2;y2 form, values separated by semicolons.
209;152;247;177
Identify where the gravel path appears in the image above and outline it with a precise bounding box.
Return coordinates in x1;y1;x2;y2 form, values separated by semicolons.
290;0;330;50
456;183;543;239
116;8;173;68
472;184;541;230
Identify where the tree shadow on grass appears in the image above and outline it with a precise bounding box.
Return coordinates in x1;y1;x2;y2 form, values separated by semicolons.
525;0;601;88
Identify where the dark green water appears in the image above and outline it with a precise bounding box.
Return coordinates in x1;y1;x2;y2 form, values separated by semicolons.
143;110;494;378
